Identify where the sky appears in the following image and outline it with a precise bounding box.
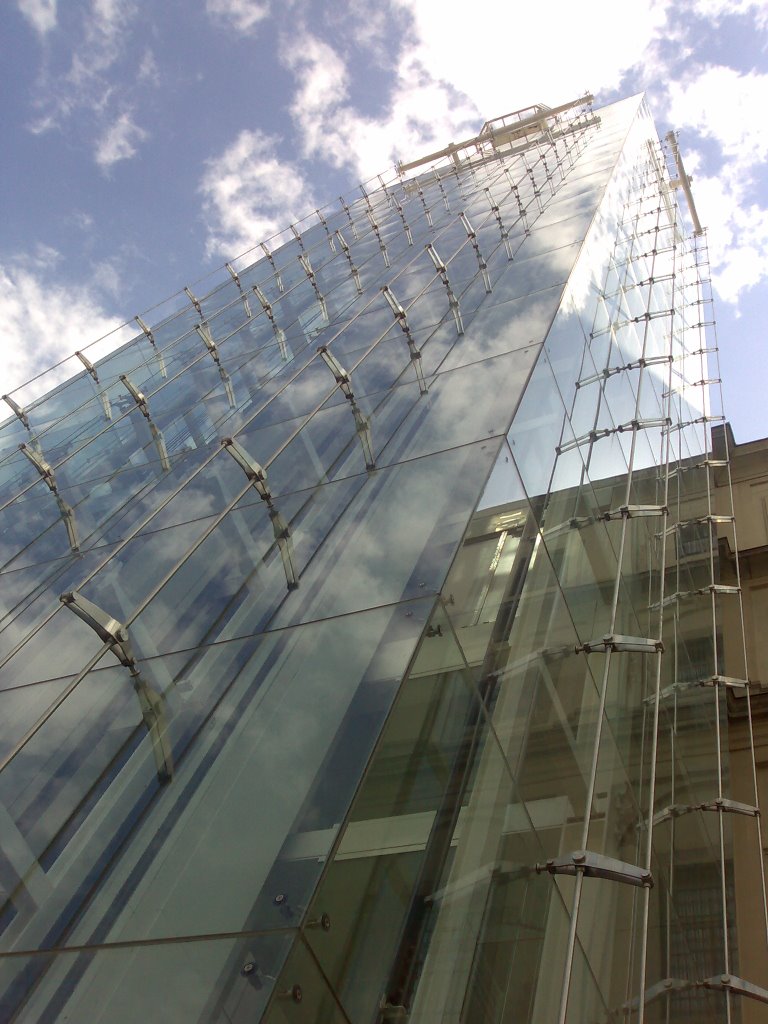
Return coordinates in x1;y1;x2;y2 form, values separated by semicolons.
1;0;767;440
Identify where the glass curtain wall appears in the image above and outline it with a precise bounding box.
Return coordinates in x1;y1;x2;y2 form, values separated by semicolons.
0;93;765;1023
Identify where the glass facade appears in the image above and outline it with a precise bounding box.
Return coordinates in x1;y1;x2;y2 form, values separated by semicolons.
1;94;767;1022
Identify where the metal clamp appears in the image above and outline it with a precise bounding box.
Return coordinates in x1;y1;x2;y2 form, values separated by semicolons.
366;209;390;267
700;975;768;1004
183;286;203;317
382;286;427;394
576;634;663;655
260;242;284;292
458;212;491;292
20;444;80;551
195;323;220;365
484;187;513;259
339;195;359;239
253;285;288;360
536;850;652;888
425;243;463;334
60;592;136;668
603;504;668;520
699;798;759;818
221;438;298;589
335;230;362;294
317;347;375;469
225;261;252;318
297;253;328;320
2;394;30;430
316;209;336;252
76;350;112;420
135;315;167;378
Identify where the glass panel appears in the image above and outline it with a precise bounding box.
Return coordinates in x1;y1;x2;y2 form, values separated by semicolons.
0;931;292;1024
0;600;433;949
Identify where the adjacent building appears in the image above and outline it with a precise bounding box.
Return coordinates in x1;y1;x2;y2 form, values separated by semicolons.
0;93;766;1022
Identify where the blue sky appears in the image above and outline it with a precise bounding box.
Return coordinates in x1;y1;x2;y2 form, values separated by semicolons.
1;0;767;440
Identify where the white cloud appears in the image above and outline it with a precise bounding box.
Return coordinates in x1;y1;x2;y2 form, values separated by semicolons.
95;111;148;169
27;0;152;171
667;66;768;302
205;0;270;35
279;0;674;181
392;0;669;119
668;66;768;162
17;0;57;35
137;49;160;86
688;0;768;25
281;30;479;178
0;257;124;402
200;129;316;259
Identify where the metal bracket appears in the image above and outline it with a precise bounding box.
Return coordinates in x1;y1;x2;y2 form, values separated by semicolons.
335;230;362;295
339;196;359;239
652;804;697;826
297;253;328;320
458;211;491;292
268;506;299;590
415;185;433;226
75;349;99;381
135;316;167;377
665;131;704;236
184;286;203;317
425;244;463;334
382;286;427;394
221;439;299;590
19;444;79;550
60;593;172;781
484;187;513;259
2;394;30;430
218;366;236;410
504;170;530;233
619;978;692;1014
316;209;336;252
225;261;252;318
60;592;136;668
290;223;306;252
133;673;174;783
367;210;390;267
558;419;671;453
432;168;451;211
576;634;663;655
221;438;271;501
19;442;56;492
253;285;288;361
535;850;652;888
195;323;220;365
617;416;671;432
76;350;112;420
56;496;80;552
557;427;612;453
698;674;753;690
260;242;284;292
700;975;768;1004
317;347;375;470
149;421;171;471
317;346;353;399
699;798;759;818
120;374;149;417
120;376;169;470
603;504;668;520
397;200;415;246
